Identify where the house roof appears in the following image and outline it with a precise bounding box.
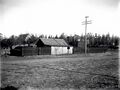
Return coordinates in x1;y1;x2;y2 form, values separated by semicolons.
37;38;69;47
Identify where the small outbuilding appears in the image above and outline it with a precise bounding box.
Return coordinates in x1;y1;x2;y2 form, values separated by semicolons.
10;45;38;56
10;38;73;56
35;38;73;55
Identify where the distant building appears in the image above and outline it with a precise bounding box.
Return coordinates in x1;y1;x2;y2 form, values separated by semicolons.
77;39;85;48
35;38;73;55
10;38;73;56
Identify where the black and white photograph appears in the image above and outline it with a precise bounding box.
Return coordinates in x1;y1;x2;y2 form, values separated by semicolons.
0;0;120;90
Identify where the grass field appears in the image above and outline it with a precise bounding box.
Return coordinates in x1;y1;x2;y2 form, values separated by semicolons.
1;51;119;90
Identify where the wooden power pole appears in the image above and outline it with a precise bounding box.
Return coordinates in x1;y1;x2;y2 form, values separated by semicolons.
118;38;120;88
82;16;92;55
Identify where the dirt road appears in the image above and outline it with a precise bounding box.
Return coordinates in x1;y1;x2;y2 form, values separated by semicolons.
1;52;119;90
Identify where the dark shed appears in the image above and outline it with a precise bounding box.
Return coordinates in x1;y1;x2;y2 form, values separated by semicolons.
10;46;38;56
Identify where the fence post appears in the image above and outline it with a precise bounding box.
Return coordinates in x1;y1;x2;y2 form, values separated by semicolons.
38;47;39;55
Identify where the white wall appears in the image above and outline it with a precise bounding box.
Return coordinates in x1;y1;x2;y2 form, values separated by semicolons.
51;46;73;55
68;46;73;54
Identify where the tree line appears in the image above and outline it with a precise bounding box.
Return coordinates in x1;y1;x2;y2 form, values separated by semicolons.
0;33;119;49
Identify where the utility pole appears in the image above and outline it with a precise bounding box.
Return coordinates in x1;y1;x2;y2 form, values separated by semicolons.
82;16;92;55
118;38;120;88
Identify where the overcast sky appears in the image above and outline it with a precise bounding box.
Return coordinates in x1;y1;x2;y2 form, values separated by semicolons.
0;0;120;37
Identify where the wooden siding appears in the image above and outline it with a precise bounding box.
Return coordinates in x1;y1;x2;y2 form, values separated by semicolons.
10;46;51;56
22;47;38;56
38;47;51;55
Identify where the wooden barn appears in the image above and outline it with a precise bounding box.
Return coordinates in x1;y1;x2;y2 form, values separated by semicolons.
35;38;73;55
10;38;73;56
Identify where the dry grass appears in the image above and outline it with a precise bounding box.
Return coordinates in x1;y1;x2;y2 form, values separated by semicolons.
1;52;119;90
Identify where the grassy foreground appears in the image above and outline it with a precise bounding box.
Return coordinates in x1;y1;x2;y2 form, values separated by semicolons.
1;52;119;90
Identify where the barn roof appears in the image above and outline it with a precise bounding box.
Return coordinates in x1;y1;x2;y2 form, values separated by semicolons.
36;38;69;47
